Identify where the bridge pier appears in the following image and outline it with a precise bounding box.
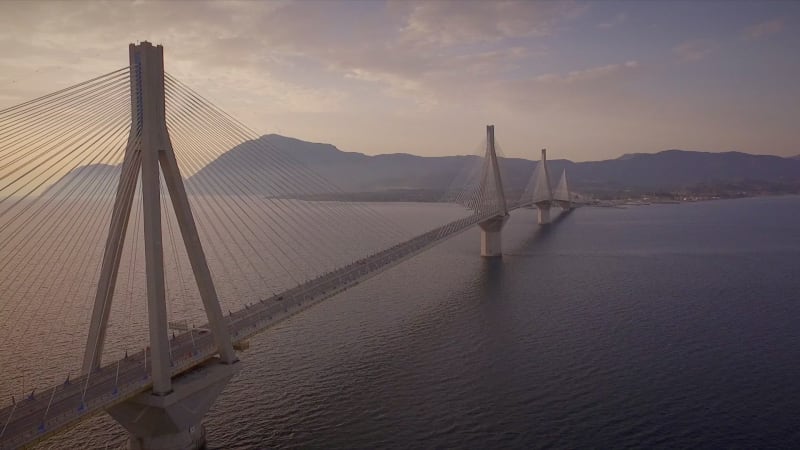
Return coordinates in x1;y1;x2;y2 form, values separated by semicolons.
479;215;509;257
536;203;551;225
475;125;510;257
108;358;239;450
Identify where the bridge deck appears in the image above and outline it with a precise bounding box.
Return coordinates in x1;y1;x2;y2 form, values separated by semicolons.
0;206;528;449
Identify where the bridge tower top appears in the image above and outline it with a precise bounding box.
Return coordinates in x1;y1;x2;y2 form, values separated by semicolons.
128;41;167;139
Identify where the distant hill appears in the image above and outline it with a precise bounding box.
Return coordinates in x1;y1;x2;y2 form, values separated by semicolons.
44;135;800;201
186;135;800;198
39;164;119;198
185;134;535;199
550;149;800;193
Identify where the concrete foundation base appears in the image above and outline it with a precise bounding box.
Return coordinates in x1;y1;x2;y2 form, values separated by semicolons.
479;215;509;257
126;424;206;450
107;358;240;450
537;205;551;225
480;229;502;257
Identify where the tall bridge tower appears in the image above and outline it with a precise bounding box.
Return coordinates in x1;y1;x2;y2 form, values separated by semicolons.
532;148;554;224
477;125;509;257
83;42;239;450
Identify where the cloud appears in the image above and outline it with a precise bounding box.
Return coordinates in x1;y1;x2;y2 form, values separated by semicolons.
395;0;586;45
743;19;784;40
468;59;646;121
0;0;587;113
673;39;716;62
0;1;351;113
11;0;779;161
233;1;571;109
534;61;639;84
597;12;628;29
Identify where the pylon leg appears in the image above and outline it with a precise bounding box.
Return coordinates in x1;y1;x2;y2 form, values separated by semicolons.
141;128;171;395
479;214;508;257
82;148;141;374
159;148;237;364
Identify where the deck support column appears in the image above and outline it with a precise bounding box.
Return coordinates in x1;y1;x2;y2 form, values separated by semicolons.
479;215;509;257
537;204;551;224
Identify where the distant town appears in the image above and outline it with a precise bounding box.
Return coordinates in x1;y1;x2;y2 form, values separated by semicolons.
587;179;800;206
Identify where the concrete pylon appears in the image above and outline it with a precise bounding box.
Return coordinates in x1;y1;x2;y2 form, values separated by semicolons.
479;215;508;257
553;169;572;210
538;204;551;224
82;42;239;449
532;148;553;224
478;125;509;257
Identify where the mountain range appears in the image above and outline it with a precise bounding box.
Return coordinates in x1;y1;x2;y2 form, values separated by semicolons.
46;134;800;200
186;134;800;199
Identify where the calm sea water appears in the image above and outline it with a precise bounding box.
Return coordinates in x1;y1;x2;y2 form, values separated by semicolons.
41;196;800;448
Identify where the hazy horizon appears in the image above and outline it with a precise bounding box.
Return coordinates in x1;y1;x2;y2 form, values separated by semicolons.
260;133;799;162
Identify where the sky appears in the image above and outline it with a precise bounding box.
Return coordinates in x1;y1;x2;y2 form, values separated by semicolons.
0;0;798;162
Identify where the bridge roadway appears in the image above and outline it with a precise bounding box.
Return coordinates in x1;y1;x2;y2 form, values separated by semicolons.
0;205;532;449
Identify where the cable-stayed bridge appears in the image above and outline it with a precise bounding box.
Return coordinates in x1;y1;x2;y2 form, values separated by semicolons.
0;42;575;449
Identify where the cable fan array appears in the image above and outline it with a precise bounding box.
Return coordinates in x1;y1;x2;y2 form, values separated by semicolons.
442;134;511;216
0;65;503;407
0;68;133;401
